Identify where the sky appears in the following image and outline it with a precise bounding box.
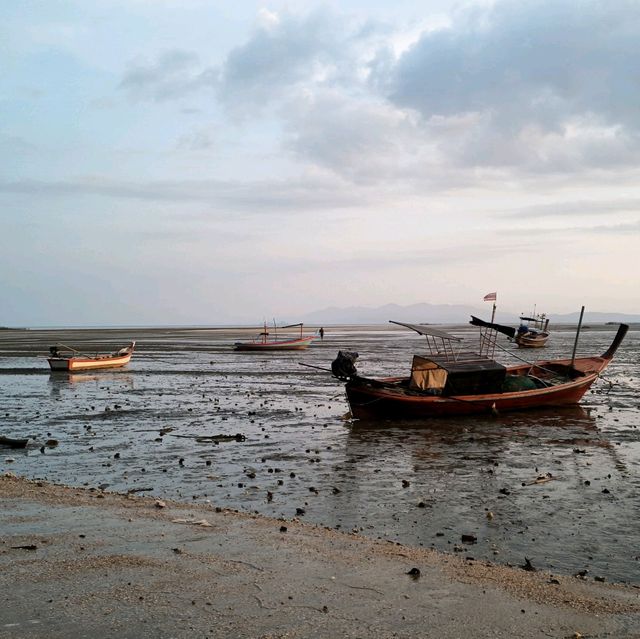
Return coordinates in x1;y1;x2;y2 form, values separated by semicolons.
1;0;639;326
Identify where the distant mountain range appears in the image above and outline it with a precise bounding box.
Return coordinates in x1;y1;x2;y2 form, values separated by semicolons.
301;303;640;325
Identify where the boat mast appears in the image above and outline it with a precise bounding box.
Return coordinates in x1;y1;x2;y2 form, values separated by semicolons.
569;306;585;370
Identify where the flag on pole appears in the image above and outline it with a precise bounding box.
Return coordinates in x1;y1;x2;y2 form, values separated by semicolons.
483;292;497;302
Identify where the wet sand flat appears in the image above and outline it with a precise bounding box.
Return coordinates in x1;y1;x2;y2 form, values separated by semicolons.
1;474;639;639
1;325;639;585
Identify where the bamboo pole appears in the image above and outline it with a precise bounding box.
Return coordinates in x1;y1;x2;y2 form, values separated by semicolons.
570;306;585;370
55;343;94;358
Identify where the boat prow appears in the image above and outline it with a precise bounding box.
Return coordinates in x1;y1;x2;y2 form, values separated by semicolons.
601;323;629;360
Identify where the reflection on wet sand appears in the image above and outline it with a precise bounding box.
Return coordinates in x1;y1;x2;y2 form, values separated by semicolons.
48;371;136;397
349;406;597;446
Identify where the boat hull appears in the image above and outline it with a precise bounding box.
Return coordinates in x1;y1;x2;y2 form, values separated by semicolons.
346;371;598;420
0;435;29;448
234;337;315;351
48;352;132;372
515;332;549;348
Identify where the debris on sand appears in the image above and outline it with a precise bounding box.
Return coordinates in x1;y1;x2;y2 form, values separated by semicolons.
171;433;246;443
11;544;37;550
171;518;213;527
525;473;554;486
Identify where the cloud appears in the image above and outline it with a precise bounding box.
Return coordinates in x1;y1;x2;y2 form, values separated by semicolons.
505;198;640;219
119;49;215;101
385;0;640;172
270;238;536;272
174;128;215;151
209;1;640;180
0;175;367;212
1;134;37;154
216;8;381;116
498;219;640;237
54;3;640;191
283;89;432;183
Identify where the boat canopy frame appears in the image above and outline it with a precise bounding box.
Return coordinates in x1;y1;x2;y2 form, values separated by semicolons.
389;320;463;363
390;318;515;364
469;316;517;359
519;314;550;332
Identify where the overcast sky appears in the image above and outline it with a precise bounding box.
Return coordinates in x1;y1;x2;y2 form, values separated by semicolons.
2;0;639;326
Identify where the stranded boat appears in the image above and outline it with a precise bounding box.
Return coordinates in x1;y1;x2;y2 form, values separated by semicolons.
515;313;550;348
47;342;135;372
234;323;315;352
0;435;29;448
332;318;627;420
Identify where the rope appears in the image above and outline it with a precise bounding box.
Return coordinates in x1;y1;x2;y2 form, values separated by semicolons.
494;340;571;379
54;343;95;358
352;396;385;407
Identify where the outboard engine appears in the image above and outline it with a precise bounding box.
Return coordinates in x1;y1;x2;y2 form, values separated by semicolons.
331;351;359;381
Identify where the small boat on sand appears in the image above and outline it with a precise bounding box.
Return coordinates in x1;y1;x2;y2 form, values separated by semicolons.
234;323;314;352
47;342;135;372
332;318;627;421
0;435;30;448
515;313;550;348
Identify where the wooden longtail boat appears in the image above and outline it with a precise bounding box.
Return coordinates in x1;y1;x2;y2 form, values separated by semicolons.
47;342;135;372
234;323;315;352
515;313;550;348
0;435;30;448
333;319;627;421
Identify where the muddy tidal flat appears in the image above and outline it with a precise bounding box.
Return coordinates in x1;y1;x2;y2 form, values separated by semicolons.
1;324;639;585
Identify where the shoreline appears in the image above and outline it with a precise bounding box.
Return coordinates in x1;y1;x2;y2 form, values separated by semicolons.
1;473;638;638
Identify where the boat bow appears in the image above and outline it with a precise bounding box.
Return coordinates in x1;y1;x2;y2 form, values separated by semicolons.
601;324;629;360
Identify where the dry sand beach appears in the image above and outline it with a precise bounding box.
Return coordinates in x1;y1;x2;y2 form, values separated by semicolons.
1;474;639;639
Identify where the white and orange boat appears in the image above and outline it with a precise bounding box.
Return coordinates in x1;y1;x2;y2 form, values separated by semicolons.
515;313;550;348
47;342;135;372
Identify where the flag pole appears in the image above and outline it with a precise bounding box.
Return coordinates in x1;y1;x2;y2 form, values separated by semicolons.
484;292;497;322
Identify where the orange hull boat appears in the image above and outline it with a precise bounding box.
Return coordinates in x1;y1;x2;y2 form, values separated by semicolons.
336;321;627;421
